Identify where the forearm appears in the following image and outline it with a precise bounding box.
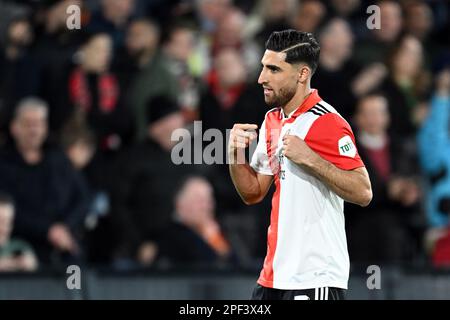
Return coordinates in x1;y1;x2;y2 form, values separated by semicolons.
229;149;264;204
302;154;372;206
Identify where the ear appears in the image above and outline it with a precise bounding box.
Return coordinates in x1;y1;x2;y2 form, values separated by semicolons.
297;65;311;83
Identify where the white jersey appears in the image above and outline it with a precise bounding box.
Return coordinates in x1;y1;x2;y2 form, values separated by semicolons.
250;89;364;290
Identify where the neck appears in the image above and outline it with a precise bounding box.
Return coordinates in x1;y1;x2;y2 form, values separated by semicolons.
358;130;387;149
18;146;42;164
282;84;312;115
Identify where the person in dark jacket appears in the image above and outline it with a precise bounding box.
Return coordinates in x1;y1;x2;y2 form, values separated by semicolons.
111;95;189;267
0;97;89;265
159;176;234;266
346;93;422;264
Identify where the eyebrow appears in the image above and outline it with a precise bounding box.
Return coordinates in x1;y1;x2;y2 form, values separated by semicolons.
262;63;282;71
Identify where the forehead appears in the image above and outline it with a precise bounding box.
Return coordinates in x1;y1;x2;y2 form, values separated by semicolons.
18;107;47;120
261;49;288;66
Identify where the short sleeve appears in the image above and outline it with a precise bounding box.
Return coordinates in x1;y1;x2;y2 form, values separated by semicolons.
303;113;365;171
250;120;274;175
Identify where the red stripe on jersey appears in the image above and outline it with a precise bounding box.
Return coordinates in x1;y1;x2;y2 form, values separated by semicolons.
305;113;365;170
258;109;282;288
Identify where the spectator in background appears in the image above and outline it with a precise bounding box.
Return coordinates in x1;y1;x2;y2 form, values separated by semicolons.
163;23;201;123
291;0;326;34
313;18;387;120
382;35;430;140
404;0;433;43
0;98;89;265
354;0;403;65
418;68;450;266
314;18;358;120
33;0;84;134
326;0;367;38
111;95;187;268
211;7;261;79
0;192;38;272
245;0;296;48
87;0;136;49
195;0;232;35
60;118;112;263
159;176;233;266
68;31;133;199
347;93;421;264
122;18;178;140
0;17;37;139
69;32;133;154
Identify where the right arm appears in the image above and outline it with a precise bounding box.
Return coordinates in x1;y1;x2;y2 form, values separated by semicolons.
228;123;273;205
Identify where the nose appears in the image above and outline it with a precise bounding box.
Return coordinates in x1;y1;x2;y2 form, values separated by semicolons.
258;68;266;85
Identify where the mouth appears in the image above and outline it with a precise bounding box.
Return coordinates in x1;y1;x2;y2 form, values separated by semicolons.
263;87;273;95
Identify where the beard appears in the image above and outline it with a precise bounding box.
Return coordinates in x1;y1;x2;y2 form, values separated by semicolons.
264;84;297;109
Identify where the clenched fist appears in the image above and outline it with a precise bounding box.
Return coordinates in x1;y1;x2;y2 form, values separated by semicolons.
229;123;258;164
282;133;316;167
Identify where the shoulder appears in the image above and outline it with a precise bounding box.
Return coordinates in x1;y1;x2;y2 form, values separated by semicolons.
308;101;353;134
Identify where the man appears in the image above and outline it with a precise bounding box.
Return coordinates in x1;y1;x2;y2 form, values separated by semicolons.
121;18;178;140
228;30;372;300
348;93;420;264
159;176;233;265
0;97;89;265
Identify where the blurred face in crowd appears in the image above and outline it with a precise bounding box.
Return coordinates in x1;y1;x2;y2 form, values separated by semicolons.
197;0;231;25
292;0;326;33
258;50;303;108
176;178;215;227
11;105;48;152
164;28;195;62
0;204;14;246
331;0;360;17
264;0;294;21
216;9;245;47
405;2;432;40
101;0;135;25
7;19;33;47
67;140;95;170
319;18;354;63
215;49;247;88
126;20;159;58
148;112;185;151
81;34;112;73
374;1;402;43
355;95;390;135
391;36;423;80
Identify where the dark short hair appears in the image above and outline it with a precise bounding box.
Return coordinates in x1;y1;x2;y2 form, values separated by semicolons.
265;29;320;74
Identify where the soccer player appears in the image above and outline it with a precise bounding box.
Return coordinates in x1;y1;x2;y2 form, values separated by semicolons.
228;30;372;300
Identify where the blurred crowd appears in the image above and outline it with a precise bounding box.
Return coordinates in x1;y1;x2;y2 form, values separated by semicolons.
0;0;449;272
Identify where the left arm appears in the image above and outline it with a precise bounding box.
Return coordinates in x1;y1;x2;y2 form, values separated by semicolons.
283;134;372;207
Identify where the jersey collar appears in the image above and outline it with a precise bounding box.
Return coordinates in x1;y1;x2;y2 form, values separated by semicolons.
281;89;322;122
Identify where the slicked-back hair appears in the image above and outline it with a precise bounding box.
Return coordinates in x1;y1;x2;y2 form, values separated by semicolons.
265;29;320;74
